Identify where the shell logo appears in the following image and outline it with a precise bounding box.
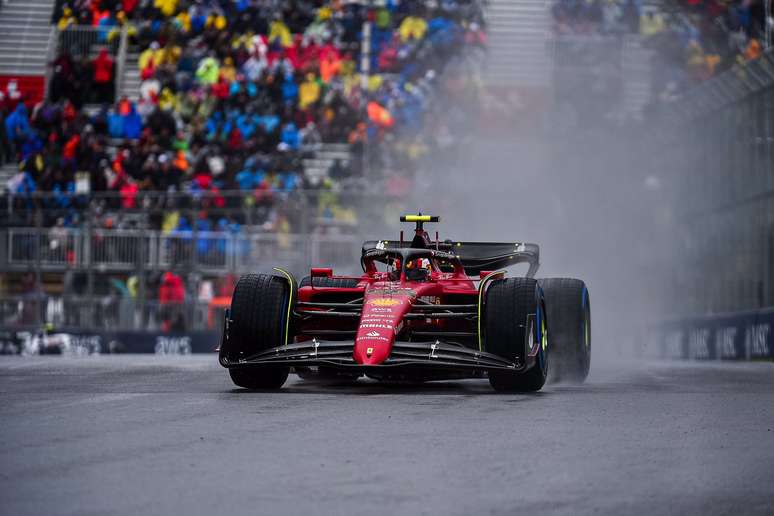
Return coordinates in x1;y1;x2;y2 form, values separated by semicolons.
368;298;401;307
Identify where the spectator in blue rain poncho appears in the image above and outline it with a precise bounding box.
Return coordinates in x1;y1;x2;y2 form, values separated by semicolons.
281;74;298;103
5;103;31;152
280;122;300;150
123;104;143;139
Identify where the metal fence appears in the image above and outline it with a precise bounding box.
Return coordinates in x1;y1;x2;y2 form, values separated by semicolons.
4;228;361;274
56;25;122;58
0;228;364;331
648;51;774;316
657;47;774;125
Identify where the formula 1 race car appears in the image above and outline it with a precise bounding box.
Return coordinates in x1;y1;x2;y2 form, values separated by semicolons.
219;215;591;392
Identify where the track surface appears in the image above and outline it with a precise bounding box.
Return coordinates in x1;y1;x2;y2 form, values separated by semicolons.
1;356;773;516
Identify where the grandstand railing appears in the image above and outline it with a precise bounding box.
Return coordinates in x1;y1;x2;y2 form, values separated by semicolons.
56;26;122;58
43;26;58;100
114;25;129;101
45;25;127;104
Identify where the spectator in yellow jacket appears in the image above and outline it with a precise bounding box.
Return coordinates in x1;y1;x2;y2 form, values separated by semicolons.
57;7;75;30
299;73;321;109
269;19;293;47
139;42;160;72
399;16;427;42
219;57;237;83
153;0;177;18
205;12;227;31
175;11;191;33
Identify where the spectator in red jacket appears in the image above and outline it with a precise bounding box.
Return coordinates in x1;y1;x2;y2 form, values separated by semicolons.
93;49;115;104
159;271;185;332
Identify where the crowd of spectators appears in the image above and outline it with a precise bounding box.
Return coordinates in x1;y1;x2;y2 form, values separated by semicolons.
552;0;772;99
552;0;641;34
3;0;486;237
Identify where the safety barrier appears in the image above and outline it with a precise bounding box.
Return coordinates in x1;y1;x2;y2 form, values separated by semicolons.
639;308;774;361
1;295;222;332
0;328;218;355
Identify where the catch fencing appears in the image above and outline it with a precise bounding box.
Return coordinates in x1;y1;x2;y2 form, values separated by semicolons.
645;47;774;317
0;295;222;333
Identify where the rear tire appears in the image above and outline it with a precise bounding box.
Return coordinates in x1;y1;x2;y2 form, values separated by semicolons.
299;276;360;288
484;278;548;392
539;278;591;383
223;273;292;390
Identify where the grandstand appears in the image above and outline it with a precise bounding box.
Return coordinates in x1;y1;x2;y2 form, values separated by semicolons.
1;0;774;336
0;0;488;332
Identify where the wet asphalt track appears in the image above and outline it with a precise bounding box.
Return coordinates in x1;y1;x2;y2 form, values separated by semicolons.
1;356;773;516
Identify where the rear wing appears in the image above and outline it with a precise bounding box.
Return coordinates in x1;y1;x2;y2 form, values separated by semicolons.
361;241;540;277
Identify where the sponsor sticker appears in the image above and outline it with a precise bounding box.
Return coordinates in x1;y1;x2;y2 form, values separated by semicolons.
358;335;389;342
359;323;394;330
368;298;402;307
369;288;417;297
360;315;393;322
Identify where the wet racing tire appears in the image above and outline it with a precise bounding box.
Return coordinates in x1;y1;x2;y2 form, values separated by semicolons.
484;277;548;392
539;278;591;383
224;273;291;390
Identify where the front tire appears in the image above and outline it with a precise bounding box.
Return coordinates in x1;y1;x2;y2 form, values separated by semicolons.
539;278;591;383
484;278;548;392
223;273;292;390
229;367;289;390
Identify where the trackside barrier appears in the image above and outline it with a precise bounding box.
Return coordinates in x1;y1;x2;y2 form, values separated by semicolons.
0;329;218;355
639;308;774;360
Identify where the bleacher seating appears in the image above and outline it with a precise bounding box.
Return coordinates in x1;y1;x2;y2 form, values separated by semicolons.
2;0;486;236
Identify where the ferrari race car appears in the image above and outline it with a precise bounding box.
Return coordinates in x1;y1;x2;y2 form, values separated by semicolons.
219;215;591;392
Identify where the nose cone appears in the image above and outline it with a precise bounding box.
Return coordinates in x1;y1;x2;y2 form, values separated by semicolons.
353;291;412;365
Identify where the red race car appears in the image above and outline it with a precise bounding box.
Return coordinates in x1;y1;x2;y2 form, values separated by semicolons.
219;215;591;392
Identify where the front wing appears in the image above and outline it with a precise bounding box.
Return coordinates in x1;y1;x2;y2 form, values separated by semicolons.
219;339;523;373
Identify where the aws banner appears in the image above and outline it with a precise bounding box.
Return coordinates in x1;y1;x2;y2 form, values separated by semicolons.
643;309;774;360
0;329;219;356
